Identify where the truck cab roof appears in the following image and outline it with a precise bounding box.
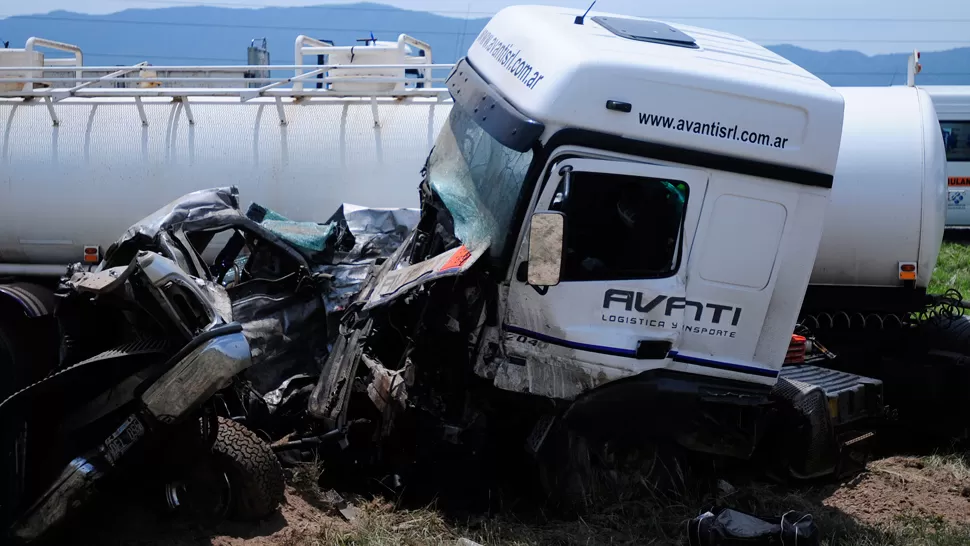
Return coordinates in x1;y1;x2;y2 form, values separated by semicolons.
467;5;845;178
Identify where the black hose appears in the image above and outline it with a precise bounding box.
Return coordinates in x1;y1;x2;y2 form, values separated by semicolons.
271;428;345;451
271;419;369;452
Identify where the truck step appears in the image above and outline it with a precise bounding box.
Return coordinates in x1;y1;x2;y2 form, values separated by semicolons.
836;430;877;479
779;365;884;427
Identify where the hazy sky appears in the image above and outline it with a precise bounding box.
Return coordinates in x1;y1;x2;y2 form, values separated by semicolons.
2;0;969;54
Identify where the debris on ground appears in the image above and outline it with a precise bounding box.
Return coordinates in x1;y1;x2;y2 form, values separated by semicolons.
717;479;737;498
688;506;819;546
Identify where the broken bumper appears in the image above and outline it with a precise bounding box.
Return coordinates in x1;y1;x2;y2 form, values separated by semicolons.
8;326;251;543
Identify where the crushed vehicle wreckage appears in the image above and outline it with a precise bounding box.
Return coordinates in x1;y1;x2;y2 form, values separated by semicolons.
5;6;970;544
0;179;839;540
2;181;826;542
0;187;418;543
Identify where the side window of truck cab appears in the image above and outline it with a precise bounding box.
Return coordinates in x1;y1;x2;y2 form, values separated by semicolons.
550;171;689;282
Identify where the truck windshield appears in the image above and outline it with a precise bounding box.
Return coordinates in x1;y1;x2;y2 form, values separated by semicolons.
428;105;535;259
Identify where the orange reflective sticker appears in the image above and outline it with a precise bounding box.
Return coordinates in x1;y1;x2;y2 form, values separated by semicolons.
440;246;472;272
949;177;970;187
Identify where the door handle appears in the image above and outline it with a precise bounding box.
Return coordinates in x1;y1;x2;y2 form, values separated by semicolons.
636;340;672;360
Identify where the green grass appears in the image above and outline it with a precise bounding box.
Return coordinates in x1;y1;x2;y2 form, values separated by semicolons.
929;240;970;296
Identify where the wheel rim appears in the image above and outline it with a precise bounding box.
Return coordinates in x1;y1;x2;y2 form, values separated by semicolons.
163;469;232;519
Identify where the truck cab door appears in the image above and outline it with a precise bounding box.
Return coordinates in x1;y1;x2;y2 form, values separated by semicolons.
499;157;709;398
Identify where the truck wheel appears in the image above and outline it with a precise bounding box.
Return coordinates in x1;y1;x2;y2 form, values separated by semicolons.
211;417;284;520
0;301;58;400
0;318;28;400
920;315;970;354
536;427;595;515
0;327;19;398
536;422;678;517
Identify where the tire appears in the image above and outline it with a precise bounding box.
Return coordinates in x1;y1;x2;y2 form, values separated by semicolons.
0;307;58;400
0;322;23;400
536;421;678;517
920;314;970;354
211;417;284;520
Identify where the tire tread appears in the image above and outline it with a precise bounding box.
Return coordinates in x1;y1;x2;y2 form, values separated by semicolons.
212;416;284;520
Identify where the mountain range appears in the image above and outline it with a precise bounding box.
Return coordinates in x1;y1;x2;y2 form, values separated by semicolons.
1;2;968;87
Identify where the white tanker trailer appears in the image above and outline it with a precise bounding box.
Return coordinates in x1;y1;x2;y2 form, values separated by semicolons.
0;34;452;270
0;31;952;398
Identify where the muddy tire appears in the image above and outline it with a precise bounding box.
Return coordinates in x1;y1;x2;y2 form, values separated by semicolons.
0;325;22;400
920;314;970;354
0;315;32;400
212;417;284;520
536;421;679;517
536;427;595;515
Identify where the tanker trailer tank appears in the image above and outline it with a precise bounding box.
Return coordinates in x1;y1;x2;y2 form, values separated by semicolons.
804;85;947;316
0;35;456;269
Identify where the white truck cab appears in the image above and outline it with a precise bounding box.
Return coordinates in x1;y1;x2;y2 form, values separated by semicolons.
363;5;845;396
312;4;880;481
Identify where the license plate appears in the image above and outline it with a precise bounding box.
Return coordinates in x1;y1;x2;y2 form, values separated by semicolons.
103;414;146;466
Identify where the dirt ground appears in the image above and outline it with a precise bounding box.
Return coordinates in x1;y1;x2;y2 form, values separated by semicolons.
821;456;970;527
75;486;352;546
55;454;970;546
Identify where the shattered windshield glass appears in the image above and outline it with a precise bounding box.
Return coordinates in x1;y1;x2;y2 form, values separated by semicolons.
428;105;535;259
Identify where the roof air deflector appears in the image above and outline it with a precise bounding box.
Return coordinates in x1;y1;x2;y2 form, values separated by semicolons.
591;16;699;49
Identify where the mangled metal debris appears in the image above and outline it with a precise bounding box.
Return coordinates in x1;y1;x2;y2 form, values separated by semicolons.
86;187;417;401
0;186;418;543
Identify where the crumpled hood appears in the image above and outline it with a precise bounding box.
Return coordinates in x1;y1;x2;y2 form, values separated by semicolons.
101;187;243;267
84;185;420;399
360;243;487;311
